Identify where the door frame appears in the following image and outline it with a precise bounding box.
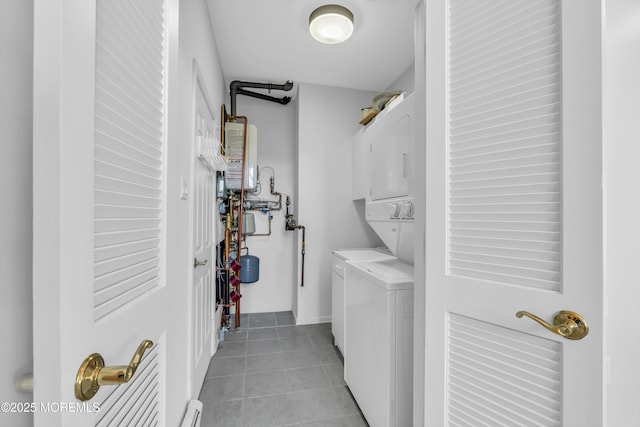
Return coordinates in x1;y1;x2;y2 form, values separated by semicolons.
33;0;97;424
601;0;640;424
188;60;218;396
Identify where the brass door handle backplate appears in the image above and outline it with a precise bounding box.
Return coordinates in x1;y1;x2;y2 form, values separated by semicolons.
516;310;589;340
75;339;153;401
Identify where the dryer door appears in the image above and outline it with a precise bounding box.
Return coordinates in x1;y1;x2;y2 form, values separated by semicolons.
370;114;410;200
369;96;414;200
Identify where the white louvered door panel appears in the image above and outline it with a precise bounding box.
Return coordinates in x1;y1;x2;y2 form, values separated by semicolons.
94;0;166;320
94;0;166;426
32;0;172;426
448;0;562;292
423;0;603;426
93;0;168;425
448;315;562;426
95;343;162;426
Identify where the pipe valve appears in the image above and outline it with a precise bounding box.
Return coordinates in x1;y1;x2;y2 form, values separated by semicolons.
286;215;298;230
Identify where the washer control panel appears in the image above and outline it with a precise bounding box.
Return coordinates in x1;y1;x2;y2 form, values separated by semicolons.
366;198;415;221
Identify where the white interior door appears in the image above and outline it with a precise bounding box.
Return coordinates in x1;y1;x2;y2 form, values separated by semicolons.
424;0;603;425
33;1;172;425
190;64;217;396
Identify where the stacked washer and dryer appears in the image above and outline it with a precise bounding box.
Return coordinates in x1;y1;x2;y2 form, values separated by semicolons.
332;93;415;427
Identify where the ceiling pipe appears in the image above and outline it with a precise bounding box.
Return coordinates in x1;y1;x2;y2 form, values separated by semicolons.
230;80;293;116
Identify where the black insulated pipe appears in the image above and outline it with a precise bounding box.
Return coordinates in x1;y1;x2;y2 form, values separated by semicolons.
237;88;291;106
230;80;293;115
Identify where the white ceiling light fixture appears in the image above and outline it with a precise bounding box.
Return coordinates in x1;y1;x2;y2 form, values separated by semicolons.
309;4;354;44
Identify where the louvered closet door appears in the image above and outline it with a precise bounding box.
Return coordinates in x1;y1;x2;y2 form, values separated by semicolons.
423;1;603;426
33;0;171;426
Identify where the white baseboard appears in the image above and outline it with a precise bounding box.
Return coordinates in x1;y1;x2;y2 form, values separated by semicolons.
213;305;223;351
294;314;332;325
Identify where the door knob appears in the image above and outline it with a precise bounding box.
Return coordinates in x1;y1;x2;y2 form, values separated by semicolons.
516;310;589;340
75;339;153;401
194;258;208;268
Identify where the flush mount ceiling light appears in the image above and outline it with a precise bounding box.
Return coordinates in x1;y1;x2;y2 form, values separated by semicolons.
309;4;354;44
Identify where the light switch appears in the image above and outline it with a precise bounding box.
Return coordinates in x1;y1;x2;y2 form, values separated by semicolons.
180;176;189;200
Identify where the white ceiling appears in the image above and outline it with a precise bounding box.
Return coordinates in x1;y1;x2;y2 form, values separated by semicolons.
206;0;418;97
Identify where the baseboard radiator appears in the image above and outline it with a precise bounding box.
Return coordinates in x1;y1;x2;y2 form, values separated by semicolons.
180;400;203;427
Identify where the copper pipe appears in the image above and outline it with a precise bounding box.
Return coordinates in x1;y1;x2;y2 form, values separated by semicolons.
227;115;248;328
223;200;233;324
265;175;283;210
225;116;248;253
245;177;283;211
249;212;272;237
224;219;231;261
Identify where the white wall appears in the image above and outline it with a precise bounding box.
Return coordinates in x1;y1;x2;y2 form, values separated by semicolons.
229;96;297;314
165;1;226;424
386;63;415;92
295;83;382;324
603;0;640;424
293;98;300;318
0;2;34;427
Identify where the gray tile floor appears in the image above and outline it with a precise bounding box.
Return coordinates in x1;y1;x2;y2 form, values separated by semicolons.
199;311;368;427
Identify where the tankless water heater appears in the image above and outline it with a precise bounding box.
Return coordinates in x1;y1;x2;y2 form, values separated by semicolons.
225;122;258;191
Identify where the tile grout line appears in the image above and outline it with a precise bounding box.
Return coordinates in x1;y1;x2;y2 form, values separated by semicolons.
204;312;355;426
240;364;246;426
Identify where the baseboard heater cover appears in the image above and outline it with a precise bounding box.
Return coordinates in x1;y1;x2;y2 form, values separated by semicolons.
180;399;203;427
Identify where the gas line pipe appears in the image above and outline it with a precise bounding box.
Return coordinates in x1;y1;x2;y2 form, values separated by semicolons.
285;196;306;287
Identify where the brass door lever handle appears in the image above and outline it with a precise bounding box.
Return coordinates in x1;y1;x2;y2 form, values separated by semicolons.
75;339;153;401
516;310;589;340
